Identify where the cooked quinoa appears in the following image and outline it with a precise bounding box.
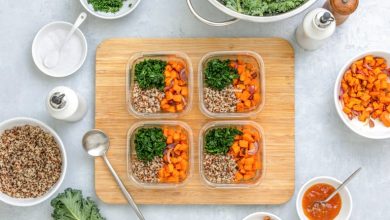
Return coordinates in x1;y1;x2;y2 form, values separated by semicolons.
204;85;240;113
132;83;165;113
131;156;163;183
202;154;237;184
0;125;62;198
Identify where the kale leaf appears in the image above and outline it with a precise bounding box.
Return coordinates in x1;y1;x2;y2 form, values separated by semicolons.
51;188;105;220
223;0;306;16
204;59;239;90
134;59;167;90
87;0;125;13
135;127;167;162
205;128;242;155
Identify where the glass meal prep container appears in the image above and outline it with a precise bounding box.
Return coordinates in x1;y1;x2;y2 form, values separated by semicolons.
199;51;265;118
199;121;265;188
126;51;193;118
127;121;193;189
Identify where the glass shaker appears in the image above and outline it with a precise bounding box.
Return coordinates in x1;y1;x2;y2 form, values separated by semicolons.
324;0;359;25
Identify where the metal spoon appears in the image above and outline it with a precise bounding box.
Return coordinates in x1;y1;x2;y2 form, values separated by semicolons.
82;129;145;220
318;167;361;205
43;12;87;69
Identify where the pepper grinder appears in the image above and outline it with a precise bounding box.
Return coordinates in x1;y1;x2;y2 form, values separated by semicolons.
324;0;359;25
295;8;336;51
46;86;87;122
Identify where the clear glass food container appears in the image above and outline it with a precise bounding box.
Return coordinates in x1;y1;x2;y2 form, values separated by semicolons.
126;51;193;118
127;121;193;189
199;51;265;118
199;121;265;188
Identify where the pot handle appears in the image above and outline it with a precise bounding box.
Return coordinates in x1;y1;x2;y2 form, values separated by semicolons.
186;0;240;26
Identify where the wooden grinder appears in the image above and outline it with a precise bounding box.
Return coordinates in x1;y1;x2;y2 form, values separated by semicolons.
324;0;359;25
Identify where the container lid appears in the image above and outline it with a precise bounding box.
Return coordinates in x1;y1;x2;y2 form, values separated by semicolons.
330;0;359;15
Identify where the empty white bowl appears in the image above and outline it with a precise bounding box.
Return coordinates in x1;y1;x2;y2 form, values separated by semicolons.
32;21;87;78
296;176;352;220
334;50;390;139
243;212;281;220
0;117;67;206
80;0;141;19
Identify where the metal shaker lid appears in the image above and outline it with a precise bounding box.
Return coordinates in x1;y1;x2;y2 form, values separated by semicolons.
330;0;359;15
315;11;335;28
50;92;67;109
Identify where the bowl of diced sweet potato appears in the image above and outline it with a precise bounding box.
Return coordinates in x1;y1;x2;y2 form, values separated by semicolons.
334;51;390;139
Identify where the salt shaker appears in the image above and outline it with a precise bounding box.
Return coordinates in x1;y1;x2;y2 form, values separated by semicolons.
46;86;87;122
295;8;336;51
324;0;359;26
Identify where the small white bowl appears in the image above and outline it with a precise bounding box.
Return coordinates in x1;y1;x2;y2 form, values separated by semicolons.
80;0;141;19
243;212;281;220
296;176;352;220
32;21;87;78
334;50;390;139
0;117;67;206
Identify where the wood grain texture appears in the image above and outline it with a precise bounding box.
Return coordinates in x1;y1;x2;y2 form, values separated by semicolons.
95;38;295;205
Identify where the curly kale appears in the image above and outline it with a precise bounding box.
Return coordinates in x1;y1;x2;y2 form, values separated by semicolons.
51;188;105;220
134;59;167;90
205;127;243;155
134;127;167;162
87;0;125;13
204;59;239;90
222;0;307;16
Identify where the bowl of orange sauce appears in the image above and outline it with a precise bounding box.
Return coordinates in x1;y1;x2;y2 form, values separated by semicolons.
296;176;352;220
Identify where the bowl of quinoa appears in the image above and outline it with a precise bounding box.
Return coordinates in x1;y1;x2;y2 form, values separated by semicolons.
126;51;193;118
199;121;265;188
0;117;67;206
199;51;265;118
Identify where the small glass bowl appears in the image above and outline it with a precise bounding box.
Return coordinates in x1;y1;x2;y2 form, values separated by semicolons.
127;121;194;189
126;51;193;118
199;51;265;118
199;120;266;188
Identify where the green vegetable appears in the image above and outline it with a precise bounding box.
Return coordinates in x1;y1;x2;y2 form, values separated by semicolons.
222;0;306;16
51;188;105;220
87;0;125;13
135;127;167;162
205;128;242;155
134;59;167;90
204;59;239;90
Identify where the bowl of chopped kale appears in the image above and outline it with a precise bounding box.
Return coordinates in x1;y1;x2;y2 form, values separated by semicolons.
80;0;141;19
187;0;319;26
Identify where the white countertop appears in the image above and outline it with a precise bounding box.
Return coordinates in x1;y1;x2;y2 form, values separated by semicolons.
1;0;389;219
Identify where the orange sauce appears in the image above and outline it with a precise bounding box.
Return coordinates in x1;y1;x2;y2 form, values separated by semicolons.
302;183;342;220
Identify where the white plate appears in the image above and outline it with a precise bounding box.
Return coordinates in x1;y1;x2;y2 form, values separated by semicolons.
32;21;87;78
296;176;352;220
334;50;390;139
80;0;141;19
243;212;281;220
0;117;67;206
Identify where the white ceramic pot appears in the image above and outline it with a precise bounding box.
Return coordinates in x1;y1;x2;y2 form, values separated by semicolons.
187;0;319;26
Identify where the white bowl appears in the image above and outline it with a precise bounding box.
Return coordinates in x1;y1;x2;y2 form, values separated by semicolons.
32;21;88;78
243;212;281;220
296;176;352;220
334;50;390;139
0;117;67;206
80;0;141;19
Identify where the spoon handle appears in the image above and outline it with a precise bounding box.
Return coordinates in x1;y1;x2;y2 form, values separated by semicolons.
61;12;87;50
103;155;145;220
324;167;361;203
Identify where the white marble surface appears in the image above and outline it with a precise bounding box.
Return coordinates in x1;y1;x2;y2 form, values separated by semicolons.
0;0;389;219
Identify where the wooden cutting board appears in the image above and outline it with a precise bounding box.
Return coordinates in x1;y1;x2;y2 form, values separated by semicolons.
95;38;295;204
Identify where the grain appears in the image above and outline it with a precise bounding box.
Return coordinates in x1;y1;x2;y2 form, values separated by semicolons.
131;157;163;183
202;154;237;184
132;83;165;113
204;85;239;113
0;125;62;198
